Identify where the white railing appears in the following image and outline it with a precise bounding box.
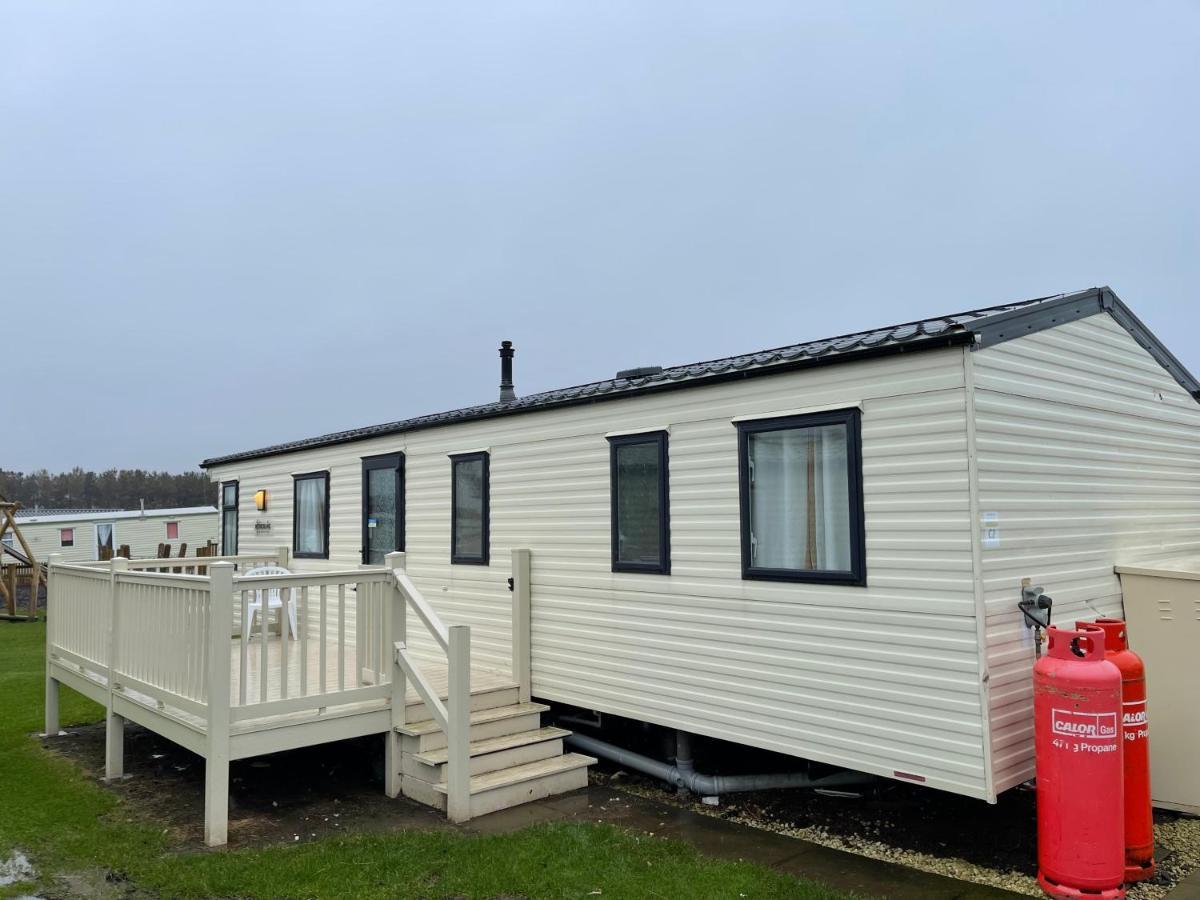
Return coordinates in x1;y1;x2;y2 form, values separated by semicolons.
45;549;507;835
112;563;213;715
228;568;394;721
46;563;112;671
385;551;472;823
45;556;394;733
73;548;290;576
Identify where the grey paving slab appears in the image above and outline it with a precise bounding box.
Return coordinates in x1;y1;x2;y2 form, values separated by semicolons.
1167;864;1200;900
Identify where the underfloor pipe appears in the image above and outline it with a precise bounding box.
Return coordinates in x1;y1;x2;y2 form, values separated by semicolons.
566;729;875;797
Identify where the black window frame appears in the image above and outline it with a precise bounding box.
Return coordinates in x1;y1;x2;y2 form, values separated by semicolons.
292;470;331;560
450;451;490;566
736;408;866;586
608;431;671;575
59;528;75;548
361;452;405;565
220;480;239;556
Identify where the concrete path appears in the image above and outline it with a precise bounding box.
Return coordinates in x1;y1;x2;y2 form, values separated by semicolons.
465;784;1026;900
1169;865;1200;900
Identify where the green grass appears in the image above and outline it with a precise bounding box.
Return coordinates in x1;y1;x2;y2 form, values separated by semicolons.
0;622;852;899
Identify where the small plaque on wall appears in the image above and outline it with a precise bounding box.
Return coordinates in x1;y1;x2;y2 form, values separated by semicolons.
254;520;272;534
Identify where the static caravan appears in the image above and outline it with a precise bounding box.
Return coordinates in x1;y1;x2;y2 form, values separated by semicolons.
197;287;1200;809
9;506;217;563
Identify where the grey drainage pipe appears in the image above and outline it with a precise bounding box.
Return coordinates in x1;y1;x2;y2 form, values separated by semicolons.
566;730;874;796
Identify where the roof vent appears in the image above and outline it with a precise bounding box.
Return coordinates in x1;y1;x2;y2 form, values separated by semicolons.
498;341;516;403
616;365;662;380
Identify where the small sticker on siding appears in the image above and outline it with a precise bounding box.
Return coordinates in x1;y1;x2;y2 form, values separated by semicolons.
982;526;1000;549
982;511;999;525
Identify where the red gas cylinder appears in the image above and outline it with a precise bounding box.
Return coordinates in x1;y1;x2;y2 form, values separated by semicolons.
1034;625;1125;900
1077;618;1155;882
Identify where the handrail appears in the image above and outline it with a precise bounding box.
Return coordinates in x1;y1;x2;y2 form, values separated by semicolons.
394;643;449;731
72;548;290;570
385;552;471;822
392;569;449;652
232;569;391;589
50;561;111;577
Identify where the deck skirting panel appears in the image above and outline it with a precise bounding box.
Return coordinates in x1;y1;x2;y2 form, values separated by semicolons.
230;707;392;759
113;694;208;756
48;659;108;707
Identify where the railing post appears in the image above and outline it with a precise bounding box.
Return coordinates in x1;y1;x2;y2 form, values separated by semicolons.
43;553;62;737
384;551;406;798
104;557;128;780
446;624;472;822
205;562;234;846
277;545;291;568
511;549;532;704
356;561;378;685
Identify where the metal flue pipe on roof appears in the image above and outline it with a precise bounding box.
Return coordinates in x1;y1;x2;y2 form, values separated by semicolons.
499;340;516;403
565;730;874;797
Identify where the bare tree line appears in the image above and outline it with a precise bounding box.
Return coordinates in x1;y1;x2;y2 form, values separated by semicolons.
0;468;212;511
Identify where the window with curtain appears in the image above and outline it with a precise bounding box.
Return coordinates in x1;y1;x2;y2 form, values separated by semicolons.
609;432;670;574
166;521;179;540
451;452;489;564
293;472;330;559
60;528;74;548
737;409;865;585
95;524;113;558
221;481;238;555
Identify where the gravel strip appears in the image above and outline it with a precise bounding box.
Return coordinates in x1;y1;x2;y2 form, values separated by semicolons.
593;770;1200;899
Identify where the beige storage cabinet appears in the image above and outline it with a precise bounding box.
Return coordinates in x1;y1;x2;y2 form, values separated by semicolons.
1116;560;1200;816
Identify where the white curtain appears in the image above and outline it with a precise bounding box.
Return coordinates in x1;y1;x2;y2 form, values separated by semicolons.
749;424;850;571
96;523;114;556
296;477;326;555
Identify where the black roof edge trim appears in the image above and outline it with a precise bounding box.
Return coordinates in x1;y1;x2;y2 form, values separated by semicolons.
1103;289;1200;400
200;331;973;468
970;286;1200;400
969;287;1105;347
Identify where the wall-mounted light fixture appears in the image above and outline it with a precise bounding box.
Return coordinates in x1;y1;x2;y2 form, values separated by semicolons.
254;489;268;511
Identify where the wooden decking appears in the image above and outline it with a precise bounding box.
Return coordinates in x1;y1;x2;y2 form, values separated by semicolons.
48;631;513;748
45;551;550;845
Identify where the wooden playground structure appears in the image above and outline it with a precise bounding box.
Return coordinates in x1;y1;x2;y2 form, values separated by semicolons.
1;501;43;621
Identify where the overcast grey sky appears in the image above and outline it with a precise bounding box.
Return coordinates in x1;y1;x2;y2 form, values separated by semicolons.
2;2;1197;472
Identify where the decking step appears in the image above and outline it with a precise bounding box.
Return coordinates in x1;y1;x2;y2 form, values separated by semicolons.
432;752;596;797
404;682;519;718
395;701;550;737
413;726;571;767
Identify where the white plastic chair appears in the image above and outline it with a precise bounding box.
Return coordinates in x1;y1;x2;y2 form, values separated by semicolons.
242;564;299;639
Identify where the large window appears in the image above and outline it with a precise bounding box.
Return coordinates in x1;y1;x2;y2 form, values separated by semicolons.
362;453;404;565
450;452;489;565
220;481;238;555
293;471;330;559
609;432;670;574
737;409;865;585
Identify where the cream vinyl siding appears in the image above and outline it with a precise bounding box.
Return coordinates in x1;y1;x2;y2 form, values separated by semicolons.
209;346;994;798
973;313;1200;793
11;511;217;564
